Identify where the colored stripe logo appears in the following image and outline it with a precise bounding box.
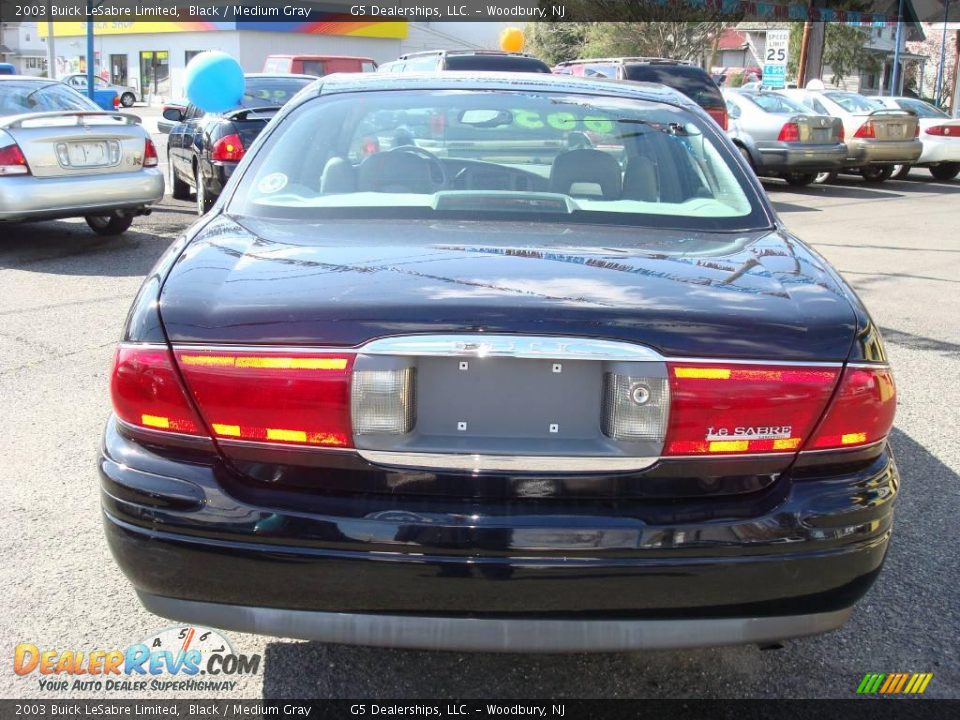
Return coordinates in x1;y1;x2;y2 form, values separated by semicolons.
857;673;933;694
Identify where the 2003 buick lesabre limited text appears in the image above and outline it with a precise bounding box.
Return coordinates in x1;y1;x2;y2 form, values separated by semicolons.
100;73;899;652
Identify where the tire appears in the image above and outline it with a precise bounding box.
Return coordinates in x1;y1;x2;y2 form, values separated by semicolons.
860;165;894;183
195;167;214;215
814;171;839;184
120;92;136;108
170;157;191;200
929;162;960;181
891;164;912;180
737;145;755;172
85;213;134;236
783;172;817;187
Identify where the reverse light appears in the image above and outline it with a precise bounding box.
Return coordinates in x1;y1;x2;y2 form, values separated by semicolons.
111;346;207;436
0;139;30;176
925;125;957;136
210;133;244;162
853;121;875;139
777;122;801;142
601;373;669;442
807;366;896;450
143;138;158;167
663;363;840;455
351;368;416;435
176;349;355;448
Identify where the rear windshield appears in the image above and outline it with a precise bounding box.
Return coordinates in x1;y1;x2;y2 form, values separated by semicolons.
228;89;767;232
895;98;947;119
622;65;723;109
824;92;881;113
240;77;313;108
0;81;99;116
444;55;551;73
742;92;811;114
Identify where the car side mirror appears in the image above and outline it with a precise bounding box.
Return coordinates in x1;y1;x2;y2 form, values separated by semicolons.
163;107;185;122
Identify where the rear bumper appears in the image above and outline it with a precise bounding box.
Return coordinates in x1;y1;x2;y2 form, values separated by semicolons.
0;168;164;222
755;142;847;172
846;139;923;166
100;419;898;651
917;137;960;165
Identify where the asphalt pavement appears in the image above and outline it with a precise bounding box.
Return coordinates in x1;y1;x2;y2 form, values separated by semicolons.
0;119;957;699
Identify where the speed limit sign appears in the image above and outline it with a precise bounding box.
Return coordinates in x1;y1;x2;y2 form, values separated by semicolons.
763;29;789;88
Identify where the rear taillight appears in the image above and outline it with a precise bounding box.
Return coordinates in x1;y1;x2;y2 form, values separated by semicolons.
807;366;895;450
838;124;845;142
143;138;158;167
663;363;840;455
925;125;957;136
854;121;875;139
706;107;728;131
113;95;120;109
111;346;208;436
777;122;801;142
914;124;920;138
176;349;354;448
210;133;244;162
0;140;30;176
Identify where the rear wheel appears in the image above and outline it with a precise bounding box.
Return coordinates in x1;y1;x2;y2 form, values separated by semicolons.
860;165;894;183
891;164;912;179
783;172;817;187
814;171;838;184
120;92;136;108
929;162;960;181
85;213;134;236
195;167;213;215
737;145;755;172
170;157;191;200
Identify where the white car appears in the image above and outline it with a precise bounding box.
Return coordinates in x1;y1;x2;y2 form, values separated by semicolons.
0;76;164;235
776;89;922;182
874;96;960;181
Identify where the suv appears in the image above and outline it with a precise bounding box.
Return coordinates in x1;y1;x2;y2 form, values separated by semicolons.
555;57;727;129
379;50;551;74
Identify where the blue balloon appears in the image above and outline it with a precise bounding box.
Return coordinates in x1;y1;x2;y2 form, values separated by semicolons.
185;51;245;114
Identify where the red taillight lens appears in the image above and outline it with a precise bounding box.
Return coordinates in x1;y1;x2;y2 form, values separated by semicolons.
210;133;244;162
777;122;801;142
854;121;875;139
176;349;355;448
807;366;895;450
663;363;840;455
838;124;845;142
111;346;208;436
706;107;728;131
925;125;957;137
0;142;30;176
113;95;120;109
914;124;920;138
143;138;158;167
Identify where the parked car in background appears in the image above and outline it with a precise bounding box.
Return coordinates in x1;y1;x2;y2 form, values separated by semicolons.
63;73;138;107
157;99;187;134
0;64;15;76
723;89;846;186
777;88;921;182
0;76;162;235
554;57;728;129
61;78;119;111
166;73;313;214
873;96;960;181
379;50;551;73
262;55;377;76
103;73;899;653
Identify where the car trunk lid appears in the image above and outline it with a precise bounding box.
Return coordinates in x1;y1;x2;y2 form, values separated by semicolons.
793;114;843;144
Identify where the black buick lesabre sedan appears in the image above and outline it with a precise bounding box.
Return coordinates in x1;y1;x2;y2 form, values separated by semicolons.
102;73;898;652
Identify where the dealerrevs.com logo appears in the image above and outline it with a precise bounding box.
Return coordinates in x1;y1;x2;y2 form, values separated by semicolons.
14;626;261;693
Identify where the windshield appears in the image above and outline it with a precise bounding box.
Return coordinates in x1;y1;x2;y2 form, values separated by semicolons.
895;98;948;119
825;92;881;113
228;89;766;231
240;77;312;108
0;81;99;116
744;92;812;114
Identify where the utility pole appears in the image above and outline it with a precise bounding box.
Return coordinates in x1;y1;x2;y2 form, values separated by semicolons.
890;0;905;96
934;0;950;105
85;0;95;101
797;22;811;87
44;0;55;79
801;22;826;86
952;29;960;116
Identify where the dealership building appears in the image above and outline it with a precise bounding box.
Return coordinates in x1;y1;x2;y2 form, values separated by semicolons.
34;20;508;100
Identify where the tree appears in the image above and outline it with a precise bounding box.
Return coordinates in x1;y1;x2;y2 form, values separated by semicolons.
788;23;881;87
526;22;588;65
581;22;726;62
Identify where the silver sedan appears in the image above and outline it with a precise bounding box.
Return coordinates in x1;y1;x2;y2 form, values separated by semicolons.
723;89;846;186
0;77;164;235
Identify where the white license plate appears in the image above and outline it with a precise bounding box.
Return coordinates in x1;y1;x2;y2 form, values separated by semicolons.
63;141;116;167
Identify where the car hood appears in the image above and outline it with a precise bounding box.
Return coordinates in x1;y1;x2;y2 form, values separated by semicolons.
158;215;858;361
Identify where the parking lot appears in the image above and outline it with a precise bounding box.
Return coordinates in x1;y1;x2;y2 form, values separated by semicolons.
1;106;958;699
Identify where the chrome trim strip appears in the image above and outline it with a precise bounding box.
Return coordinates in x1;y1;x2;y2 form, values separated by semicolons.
356;335;663;362
138;592;853;652
356;450;657;473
